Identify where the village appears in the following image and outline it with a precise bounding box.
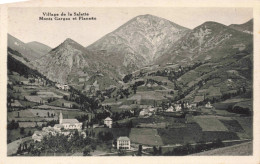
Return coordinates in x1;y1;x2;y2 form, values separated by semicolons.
7;43;252;156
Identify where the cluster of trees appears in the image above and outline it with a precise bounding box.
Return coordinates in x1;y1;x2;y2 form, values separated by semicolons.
67;87;102;112
153;146;162;155
97;131;114;141
164;139;224;156
16;142;30;155
115;88;131;99
227;105;251;115
29;130;97;156
146;79;167;86
91;111;110;124
111;110;137;122
8;54;54;86
41;120;59;128
7;120;19;130
75;114;89;122
123;74;133;83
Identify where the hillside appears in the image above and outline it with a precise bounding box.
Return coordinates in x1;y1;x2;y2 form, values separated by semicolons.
154;21;253;66
26;41;52;56
87;14;189;73
229;19;253;34
8;34;45;61
31;38;120;89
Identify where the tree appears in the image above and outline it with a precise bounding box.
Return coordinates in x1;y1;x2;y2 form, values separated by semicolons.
83;146;92;156
27;130;32;136
153;146;158;155
138;145;142;156
127;120;133;128
158;146;162;155
20;127;25;135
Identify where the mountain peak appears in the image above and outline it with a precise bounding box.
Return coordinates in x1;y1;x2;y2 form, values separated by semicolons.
63;38;77;44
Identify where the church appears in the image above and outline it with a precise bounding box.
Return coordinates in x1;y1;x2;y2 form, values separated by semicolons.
54;112;82;130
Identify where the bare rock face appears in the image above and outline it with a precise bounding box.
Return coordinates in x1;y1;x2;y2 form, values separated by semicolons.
87;14;189;70
32;38;94;84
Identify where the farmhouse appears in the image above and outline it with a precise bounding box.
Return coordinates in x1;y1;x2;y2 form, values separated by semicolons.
104;117;113;128
139;106;155;116
55;83;70;91
174;104;182;112
166;106;174;112
205;102;213;109
117;136;131;150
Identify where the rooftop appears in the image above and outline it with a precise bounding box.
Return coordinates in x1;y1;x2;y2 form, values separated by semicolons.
117;136;130;141
62;119;79;124
105;117;112;121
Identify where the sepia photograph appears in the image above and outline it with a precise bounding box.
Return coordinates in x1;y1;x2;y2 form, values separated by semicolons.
2;2;257;160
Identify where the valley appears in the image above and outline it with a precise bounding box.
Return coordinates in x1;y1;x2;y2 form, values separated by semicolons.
7;15;253;156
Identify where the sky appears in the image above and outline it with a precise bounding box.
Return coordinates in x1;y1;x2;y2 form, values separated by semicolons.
8;7;253;48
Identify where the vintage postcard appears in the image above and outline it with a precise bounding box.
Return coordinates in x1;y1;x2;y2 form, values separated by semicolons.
0;0;259;163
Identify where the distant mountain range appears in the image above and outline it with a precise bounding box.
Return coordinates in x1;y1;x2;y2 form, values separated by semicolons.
7;15;253;89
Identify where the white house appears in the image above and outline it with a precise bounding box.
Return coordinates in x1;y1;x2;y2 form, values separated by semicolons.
166;106;174;112
139;108;149;116
174;104;182;112
205;102;213;109
117;136;131;150
104;117;113;128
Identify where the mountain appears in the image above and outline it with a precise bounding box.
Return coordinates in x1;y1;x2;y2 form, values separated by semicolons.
154;21;253;65
26;41;52;56
229;19;253;34
87;14;189;72
8;34;46;61
31;38;120;88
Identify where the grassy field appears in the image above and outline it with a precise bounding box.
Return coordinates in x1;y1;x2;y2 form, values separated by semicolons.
193;116;229;132
129;128;163;146
158;123;202;145
219;119;244;133
233;117;252;139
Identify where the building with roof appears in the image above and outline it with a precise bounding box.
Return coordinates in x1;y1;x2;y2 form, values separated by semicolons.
166;106;174;112
205;102;213;109
58;112;82;130
117;136;131;150
104;117;113;128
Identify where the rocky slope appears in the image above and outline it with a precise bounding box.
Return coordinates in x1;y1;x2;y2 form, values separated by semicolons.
31;38;121;88
87;14;189;71
32;38;97;84
154;21;253;66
